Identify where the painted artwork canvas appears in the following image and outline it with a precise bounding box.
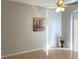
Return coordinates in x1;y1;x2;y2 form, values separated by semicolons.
33;17;45;31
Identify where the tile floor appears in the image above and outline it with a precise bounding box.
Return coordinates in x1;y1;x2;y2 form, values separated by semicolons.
2;48;78;59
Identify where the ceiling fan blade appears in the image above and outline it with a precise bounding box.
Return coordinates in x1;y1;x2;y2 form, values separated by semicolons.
62;1;78;8
47;7;56;9
43;5;56;9
65;1;78;6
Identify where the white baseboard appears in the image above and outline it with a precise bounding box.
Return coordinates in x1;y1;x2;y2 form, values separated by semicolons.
44;48;72;51
1;48;44;58
73;49;78;52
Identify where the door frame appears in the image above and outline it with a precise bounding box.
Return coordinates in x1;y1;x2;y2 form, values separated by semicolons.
71;10;78;51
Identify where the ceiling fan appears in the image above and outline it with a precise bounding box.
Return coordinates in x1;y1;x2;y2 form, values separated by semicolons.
47;0;78;12
56;0;66;12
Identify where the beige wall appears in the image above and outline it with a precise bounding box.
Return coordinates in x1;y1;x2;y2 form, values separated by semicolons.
1;0;47;56
1;0;62;57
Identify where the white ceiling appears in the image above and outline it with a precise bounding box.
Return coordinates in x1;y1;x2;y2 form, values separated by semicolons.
8;0;77;8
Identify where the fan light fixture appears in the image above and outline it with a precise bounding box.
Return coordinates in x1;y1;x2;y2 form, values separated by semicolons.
56;0;65;12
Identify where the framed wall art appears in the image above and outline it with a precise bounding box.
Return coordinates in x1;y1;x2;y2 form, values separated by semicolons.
33;17;45;31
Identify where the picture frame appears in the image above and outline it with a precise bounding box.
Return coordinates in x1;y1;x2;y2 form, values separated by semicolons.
33;17;45;31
